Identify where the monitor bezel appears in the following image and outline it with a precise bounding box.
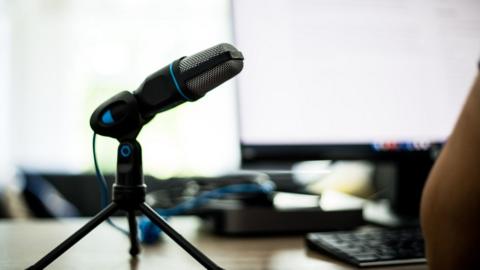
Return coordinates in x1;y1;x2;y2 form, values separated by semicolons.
240;142;442;165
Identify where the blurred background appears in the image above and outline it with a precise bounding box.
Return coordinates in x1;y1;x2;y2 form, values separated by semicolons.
0;0;240;190
1;0;479;221
1;5;480;270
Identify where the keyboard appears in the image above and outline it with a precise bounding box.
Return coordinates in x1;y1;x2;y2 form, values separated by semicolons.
306;227;426;267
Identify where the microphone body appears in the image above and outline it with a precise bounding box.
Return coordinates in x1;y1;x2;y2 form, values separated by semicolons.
133;63;185;119
90;43;244;140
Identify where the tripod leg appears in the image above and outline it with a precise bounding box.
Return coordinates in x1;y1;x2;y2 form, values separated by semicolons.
27;202;119;270
127;210;140;256
139;203;224;270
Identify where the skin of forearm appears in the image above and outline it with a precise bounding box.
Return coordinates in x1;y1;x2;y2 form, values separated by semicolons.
421;73;480;270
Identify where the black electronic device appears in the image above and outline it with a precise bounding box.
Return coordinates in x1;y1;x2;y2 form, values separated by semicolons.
27;43;244;270
306;227;426;267
199;196;364;235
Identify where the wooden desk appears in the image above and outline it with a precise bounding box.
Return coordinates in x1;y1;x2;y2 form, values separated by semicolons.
0;217;428;270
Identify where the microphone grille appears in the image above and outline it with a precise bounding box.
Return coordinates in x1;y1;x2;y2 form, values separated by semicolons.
179;43;244;97
185;60;242;97
179;43;235;73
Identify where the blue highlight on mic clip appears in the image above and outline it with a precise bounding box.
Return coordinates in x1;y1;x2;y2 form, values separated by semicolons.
101;110;115;125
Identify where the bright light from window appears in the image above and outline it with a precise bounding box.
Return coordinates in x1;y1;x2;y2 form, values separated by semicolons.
4;0;240;179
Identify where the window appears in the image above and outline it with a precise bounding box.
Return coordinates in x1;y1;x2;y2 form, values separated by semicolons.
1;0;240;182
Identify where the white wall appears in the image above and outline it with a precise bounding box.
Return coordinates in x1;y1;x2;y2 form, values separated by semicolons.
3;0;240;180
0;0;12;185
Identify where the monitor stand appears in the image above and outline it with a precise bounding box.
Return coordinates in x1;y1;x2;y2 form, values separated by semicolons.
367;155;434;227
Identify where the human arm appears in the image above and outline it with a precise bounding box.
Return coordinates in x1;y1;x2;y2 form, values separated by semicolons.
421;70;480;269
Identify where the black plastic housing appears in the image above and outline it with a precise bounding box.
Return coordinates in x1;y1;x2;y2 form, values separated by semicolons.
90;91;146;140
134;59;194;120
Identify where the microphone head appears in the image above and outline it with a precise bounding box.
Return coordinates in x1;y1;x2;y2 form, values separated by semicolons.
178;43;244;98
92;43;244;140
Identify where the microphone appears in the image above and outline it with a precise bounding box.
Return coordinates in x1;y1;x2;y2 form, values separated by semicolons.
90;43;244;140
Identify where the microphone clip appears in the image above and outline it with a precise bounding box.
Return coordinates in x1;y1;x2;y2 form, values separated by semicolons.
90;91;149;141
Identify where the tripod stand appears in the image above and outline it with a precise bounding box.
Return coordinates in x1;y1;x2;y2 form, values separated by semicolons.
28;139;224;270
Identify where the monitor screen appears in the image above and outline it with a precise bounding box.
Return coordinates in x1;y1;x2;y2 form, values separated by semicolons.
232;0;480;162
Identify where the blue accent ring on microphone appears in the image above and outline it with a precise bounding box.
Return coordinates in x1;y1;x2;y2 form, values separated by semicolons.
169;63;192;101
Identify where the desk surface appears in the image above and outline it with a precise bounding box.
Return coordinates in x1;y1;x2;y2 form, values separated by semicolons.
0;217;428;270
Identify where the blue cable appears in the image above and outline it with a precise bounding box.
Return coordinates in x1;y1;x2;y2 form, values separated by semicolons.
93;132;274;243
92;133;129;235
139;182;274;244
155;183;273;216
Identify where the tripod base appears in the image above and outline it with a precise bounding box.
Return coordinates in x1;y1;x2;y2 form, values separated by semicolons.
27;202;223;270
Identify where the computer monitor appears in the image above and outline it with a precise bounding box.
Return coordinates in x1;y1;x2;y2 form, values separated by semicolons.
232;0;480;163
232;0;480;216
